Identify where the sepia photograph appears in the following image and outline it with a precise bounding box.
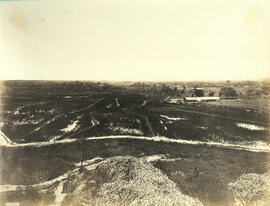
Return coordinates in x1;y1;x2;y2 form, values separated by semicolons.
0;0;270;205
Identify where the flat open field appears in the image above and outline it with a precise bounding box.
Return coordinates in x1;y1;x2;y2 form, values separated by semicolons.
207;98;269;112
0;80;270;206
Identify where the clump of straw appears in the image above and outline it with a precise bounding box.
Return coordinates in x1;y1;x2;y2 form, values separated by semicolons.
65;156;203;206
94;156;202;206
228;173;270;206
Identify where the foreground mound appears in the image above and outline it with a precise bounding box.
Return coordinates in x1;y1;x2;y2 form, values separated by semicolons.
63;156;203;206
228;173;270;206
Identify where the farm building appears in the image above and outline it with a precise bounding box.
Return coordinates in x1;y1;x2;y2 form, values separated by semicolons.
184;96;220;102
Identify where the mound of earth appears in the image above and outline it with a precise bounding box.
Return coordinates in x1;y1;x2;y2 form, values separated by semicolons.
62;156;203;206
228;173;270;206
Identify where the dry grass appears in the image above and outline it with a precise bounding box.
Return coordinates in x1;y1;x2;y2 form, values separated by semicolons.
64;156;203;206
228;173;270;206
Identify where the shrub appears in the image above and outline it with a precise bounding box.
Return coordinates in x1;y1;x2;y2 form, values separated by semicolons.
219;87;237;98
209;91;214;97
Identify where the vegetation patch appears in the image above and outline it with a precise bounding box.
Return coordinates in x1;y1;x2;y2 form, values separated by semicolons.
228;173;270;206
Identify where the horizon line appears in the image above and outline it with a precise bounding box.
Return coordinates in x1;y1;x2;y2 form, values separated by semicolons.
0;78;269;83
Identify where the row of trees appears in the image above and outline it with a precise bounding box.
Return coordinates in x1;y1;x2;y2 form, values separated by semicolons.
129;82;270;98
160;85;270;98
160;85;239;98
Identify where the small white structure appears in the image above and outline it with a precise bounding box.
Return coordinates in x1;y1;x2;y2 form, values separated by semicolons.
184;97;220;102
167;98;184;104
6;202;20;206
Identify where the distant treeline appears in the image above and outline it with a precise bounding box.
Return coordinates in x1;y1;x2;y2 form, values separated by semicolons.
1;80;269;99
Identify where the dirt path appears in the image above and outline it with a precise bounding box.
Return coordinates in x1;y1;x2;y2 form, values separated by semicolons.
0;157;102;192
2;132;270;153
0;131;12;146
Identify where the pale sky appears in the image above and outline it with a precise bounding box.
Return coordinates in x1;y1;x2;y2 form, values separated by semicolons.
0;0;270;81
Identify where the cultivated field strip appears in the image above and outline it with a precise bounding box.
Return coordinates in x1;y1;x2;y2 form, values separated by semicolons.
171;106;269;126
18;98;105;139
67;98;104;114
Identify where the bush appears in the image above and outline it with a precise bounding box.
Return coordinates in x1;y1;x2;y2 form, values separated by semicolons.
219;87;237;98
209;91;214;97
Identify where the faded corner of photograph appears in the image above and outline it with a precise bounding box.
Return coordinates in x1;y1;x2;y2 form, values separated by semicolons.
0;0;270;206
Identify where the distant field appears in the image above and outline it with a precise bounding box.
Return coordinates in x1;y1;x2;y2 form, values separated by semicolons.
207;98;269;112
1;81;269;144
